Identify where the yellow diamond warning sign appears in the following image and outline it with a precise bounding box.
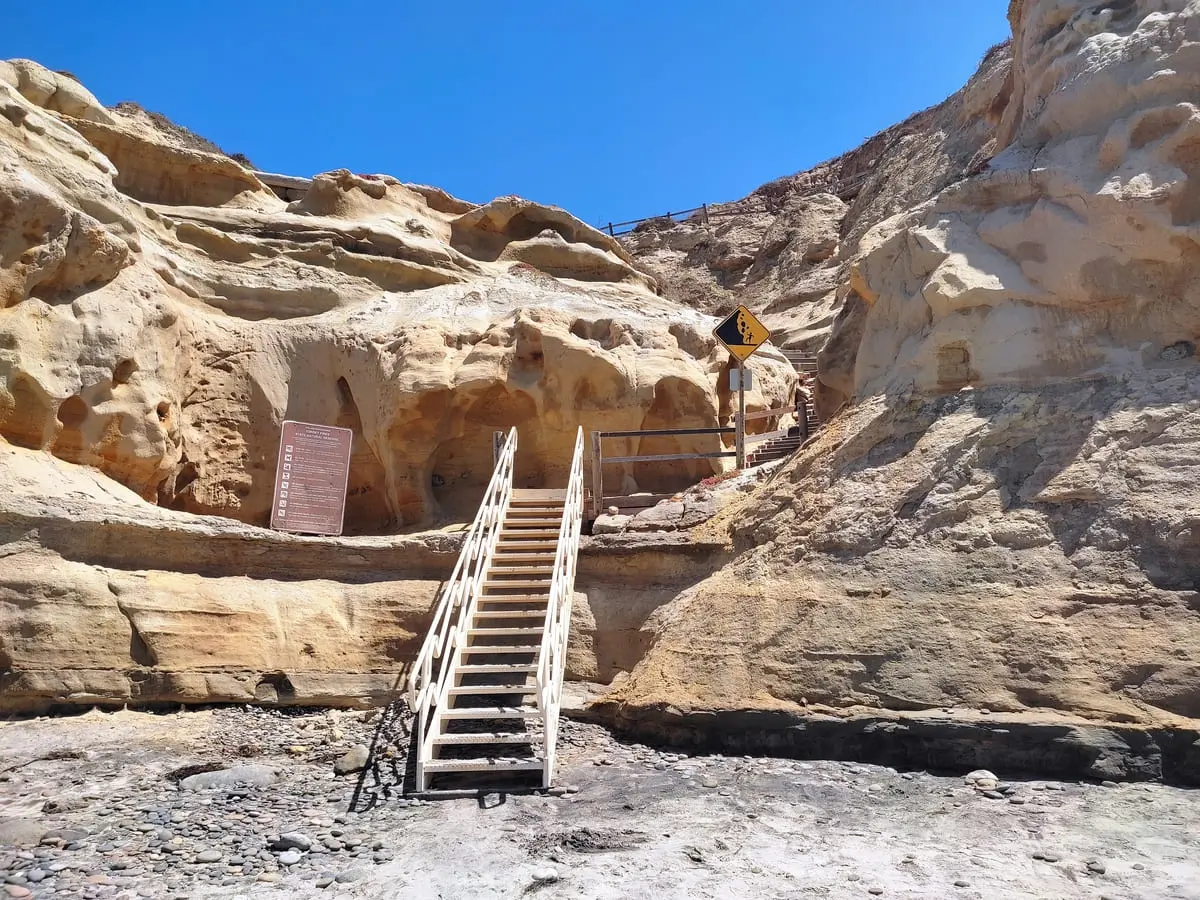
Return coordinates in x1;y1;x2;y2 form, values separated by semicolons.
713;305;771;362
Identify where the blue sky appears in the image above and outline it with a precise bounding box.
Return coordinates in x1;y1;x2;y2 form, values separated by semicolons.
5;1;1010;227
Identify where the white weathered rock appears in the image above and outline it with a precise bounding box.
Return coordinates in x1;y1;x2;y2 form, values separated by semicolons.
334;745;370;775
591;514;633;535
179;765;277;791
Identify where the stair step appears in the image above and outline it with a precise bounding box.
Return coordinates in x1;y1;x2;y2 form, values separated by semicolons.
475;600;554;607
511;489;567;502
483;580;553;590
506;507;564;517
458;664;538;675
495;539;558;549
460;645;540;655
486;565;553;575
421;758;543;773
491;552;557;563
467;626;544;637
474;609;547;620
448;684;536;695
504;518;562;526
440;706;541;720
432;731;534;745
499;530;560;539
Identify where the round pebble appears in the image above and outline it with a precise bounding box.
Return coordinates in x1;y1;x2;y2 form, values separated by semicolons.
278;850;303;866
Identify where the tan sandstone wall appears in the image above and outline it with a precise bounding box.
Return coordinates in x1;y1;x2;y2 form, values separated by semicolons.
606;0;1200;732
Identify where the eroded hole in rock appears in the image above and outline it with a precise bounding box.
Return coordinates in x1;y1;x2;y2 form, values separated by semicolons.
161;458;200;510
334;376;393;535
156;401;171;421
506;211;571;244
254;673;295;704
128;623;156;667
1160;340;1196;361
112;359;137;385
2;374;52;449
56;395;89;430
937;344;974;389
1130;106;1189;150
430;385;538;520
1169;139;1200;225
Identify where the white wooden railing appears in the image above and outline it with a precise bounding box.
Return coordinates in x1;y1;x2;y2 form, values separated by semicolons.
407;427;518;778
537;426;585;787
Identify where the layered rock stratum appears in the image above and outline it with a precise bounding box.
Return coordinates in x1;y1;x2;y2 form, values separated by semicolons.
2;0;1199;778
603;0;1200;758
0;57;789;711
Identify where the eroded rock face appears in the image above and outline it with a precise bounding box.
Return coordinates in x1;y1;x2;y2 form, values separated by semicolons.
0;60;793;534
853;0;1200;396
0;442;717;712
605;0;1200;734
0;58;791;711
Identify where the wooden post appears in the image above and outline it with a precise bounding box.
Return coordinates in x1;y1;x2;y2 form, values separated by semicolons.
735;360;746;469
607;223;614;237
590;431;604;518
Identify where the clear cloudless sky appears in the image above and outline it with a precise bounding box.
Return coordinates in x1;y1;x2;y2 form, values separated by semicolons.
4;1;1010;227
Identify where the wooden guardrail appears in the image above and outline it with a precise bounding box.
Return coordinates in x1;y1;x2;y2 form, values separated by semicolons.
589;426;735;518
601;172;874;239
740;403;801;447
538;426;584;787
601;205;711;237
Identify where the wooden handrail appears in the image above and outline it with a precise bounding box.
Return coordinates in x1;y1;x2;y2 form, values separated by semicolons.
537;426;585;787
408;427;517;784
745;427;789;447
598;426;734;438
589;425;737;516
739;403;799;423
603;450;736;465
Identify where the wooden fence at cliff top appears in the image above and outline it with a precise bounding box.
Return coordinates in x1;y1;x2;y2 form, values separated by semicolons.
600;171;872;238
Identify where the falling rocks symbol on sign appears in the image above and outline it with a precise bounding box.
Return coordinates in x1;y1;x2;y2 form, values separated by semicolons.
713;305;770;362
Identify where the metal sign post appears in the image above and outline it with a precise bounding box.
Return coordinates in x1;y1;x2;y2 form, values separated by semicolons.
713;305;771;471
736;360;747;469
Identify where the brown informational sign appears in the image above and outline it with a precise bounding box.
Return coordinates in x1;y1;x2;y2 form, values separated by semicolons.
270;420;354;536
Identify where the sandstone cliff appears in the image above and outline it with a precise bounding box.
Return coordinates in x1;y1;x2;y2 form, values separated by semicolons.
603;0;1200;743
0;58;787;711
0;61;794;532
3;0;1200;759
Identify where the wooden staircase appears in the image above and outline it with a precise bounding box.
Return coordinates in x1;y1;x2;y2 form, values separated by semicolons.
747;426;806;466
409;429;584;793
421;490;564;786
742;349;823;467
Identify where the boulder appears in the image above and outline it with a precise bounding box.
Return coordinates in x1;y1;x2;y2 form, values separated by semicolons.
178;765;278;791
334;745;370;775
